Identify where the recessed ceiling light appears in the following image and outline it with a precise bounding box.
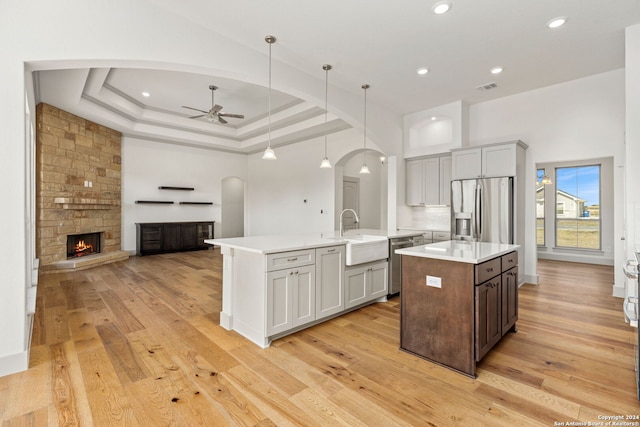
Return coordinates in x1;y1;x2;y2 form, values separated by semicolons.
417;67;429;75
431;116;437;121
433;1;452;15
141;91;150;97
547;17;567;29
490;66;503;74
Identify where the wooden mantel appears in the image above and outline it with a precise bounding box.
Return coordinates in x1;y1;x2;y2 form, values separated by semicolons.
54;197;121;210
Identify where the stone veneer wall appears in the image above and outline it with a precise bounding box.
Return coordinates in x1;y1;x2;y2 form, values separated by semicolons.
36;103;122;266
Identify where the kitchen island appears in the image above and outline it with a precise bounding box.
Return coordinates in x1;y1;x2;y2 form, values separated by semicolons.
206;229;413;347
395;240;519;377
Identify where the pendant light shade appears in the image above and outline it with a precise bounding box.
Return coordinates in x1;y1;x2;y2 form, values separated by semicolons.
320;64;333;169
262;35;277;160
262;146;276;160
540;175;552;185
359;84;370;174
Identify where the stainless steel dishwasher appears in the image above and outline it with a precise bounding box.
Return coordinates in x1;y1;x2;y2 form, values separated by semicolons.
388;235;424;296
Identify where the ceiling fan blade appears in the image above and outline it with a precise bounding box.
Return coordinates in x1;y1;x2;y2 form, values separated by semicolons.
211;104;223;114
182;106;209;114
218;113;245;119
217;116;228;124
188;114;206;119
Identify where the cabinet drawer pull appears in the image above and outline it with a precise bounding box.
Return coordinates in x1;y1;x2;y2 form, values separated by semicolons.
486;267;493;272
327;249;336;253
287;257;299;262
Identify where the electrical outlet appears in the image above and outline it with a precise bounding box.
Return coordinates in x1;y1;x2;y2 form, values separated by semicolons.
426;275;441;288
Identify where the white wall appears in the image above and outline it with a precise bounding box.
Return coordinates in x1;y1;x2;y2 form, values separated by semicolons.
625;25;640;299
468;69;626;292
121;138;248;252
246;128;384;236
342;151;385;229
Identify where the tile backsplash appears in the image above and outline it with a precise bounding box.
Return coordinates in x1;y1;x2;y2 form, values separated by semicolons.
405;206;451;231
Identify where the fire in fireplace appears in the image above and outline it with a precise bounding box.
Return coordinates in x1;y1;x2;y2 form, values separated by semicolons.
67;232;101;258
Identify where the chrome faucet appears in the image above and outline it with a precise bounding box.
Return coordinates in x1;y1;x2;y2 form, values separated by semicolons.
339;208;360;237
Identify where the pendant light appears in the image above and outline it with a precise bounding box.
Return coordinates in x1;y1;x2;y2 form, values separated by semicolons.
320;64;333;168
540;175;552;185
359;84;371;174
262;35;277;160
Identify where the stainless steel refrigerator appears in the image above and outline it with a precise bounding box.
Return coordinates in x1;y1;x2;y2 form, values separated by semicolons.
451;177;513;243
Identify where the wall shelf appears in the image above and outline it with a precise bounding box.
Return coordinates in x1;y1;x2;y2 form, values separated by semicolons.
135;200;174;204
158;186;194;191
179;202;214;205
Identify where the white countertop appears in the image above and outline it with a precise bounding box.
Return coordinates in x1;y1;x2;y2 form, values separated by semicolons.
205;228;418;254
395;240;519;264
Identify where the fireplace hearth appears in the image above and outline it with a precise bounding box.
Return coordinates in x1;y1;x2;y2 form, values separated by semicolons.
67;232;102;258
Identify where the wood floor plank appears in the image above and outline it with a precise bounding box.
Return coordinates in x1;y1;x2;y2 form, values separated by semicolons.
76;346;141;425
2;251;637;426
96;322;150;385
223;364;318;426
228;344;309;398
98;289;145;334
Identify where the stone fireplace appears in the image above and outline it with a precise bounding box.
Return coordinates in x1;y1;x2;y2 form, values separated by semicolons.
36;103;128;272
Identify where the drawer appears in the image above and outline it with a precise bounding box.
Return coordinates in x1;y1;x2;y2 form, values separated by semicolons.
501;251;518;271
142;228;161;240
475;257;501;284
433;231;450;241
142;241;161;251
266;249;315;272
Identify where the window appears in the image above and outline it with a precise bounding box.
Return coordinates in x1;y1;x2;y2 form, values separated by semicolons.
536;168;545;245
554;165;600;250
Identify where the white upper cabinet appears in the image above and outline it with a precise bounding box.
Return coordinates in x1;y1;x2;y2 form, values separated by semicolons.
439;155;452;206
406;154;451;206
481;144;517;178
451;141;526;180
451;148;482;179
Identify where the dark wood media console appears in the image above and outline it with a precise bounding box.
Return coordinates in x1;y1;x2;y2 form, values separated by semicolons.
135;221;214;256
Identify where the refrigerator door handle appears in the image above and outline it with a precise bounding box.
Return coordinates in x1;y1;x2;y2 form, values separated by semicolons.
475;185;482;241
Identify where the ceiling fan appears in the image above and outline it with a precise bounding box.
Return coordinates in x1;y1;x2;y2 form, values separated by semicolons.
181;85;245;124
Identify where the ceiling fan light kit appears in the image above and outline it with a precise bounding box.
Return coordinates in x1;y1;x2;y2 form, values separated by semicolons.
182;85;245;124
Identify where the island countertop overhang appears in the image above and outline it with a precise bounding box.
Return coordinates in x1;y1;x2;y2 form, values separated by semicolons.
204;228;425;254
395;240;520;264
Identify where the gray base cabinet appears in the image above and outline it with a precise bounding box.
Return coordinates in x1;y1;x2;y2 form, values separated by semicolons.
345;261;388;309
266;264;315;336
315;246;346;320
266;246;347;336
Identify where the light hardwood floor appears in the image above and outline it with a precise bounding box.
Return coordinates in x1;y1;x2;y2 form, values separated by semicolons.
1;250;638;426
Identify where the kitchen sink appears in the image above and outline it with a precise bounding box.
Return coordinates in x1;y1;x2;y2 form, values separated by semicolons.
327;234;389;265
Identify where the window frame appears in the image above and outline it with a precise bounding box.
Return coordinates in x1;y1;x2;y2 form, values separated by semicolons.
553;164;602;251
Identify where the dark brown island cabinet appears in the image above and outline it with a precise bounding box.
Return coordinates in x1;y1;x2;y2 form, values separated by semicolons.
136;221;214;255
400;249;518;378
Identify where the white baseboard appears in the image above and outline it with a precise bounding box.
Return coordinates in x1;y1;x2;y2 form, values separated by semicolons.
0;350;28;378
523;273;539;285
612;285;625;298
